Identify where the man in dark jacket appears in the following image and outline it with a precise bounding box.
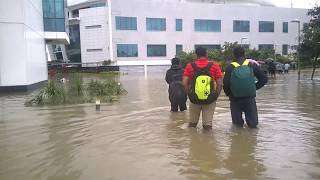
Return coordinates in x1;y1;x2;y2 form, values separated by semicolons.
223;47;268;128
165;58;187;112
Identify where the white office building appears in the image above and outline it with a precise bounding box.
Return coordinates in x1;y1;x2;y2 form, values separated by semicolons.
0;0;69;92
67;0;309;70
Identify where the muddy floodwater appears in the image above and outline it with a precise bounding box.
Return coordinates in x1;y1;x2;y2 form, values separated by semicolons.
1;71;320;180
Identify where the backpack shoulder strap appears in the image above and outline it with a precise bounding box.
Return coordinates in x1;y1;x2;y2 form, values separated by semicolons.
242;59;250;66
231;62;241;68
204;62;213;74
191;63;199;73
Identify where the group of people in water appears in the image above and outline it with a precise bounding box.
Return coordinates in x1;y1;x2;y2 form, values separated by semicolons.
165;46;268;129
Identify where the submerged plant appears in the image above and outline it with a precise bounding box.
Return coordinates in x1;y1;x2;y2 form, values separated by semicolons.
25;74;126;106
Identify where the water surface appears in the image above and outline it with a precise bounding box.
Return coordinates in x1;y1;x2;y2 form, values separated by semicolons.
0;71;320;180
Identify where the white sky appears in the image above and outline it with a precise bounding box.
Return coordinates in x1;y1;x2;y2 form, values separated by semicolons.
68;0;318;8
271;0;318;8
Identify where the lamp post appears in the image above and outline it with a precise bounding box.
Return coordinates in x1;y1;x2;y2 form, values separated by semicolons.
274;44;279;61
240;37;247;46
291;19;301;80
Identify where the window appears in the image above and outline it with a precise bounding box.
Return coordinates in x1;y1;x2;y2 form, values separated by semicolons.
43;0;65;32
233;20;250;32
194;19;221;32
85;25;102;29
90;2;106;7
115;16;137;30
176;44;183;55
87;49;103;52
176;19;182;31
283;22;288;33
259;21;274;32
195;44;221;50
117;44;138;57
146;18;166;31
282;44;288;55
147;45;166;57
258;44;274;51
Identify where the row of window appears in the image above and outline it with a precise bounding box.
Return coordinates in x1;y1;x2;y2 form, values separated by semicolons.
115;16;298;33
114;44;290;57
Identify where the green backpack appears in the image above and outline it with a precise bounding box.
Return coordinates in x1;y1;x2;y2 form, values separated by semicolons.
188;62;215;104
230;59;256;97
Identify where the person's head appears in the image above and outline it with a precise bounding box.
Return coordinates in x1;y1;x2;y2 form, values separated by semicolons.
171;57;180;65
195;47;207;58
233;46;245;60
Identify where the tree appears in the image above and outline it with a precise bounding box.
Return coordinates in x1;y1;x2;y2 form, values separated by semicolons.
177;51;196;68
299;5;320;80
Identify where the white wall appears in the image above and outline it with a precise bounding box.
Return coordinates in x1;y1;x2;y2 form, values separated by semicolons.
111;0;309;64
0;0;47;87
79;7;109;67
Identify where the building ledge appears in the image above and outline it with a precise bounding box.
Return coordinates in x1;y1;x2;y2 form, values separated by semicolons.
45;32;70;44
0;80;47;93
116;60;171;66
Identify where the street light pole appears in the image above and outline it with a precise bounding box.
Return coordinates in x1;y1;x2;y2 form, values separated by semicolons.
274;44;278;61
291;19;301;80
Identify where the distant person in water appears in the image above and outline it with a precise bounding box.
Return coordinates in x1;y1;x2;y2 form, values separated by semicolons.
165;57;187;112
223;46;268;128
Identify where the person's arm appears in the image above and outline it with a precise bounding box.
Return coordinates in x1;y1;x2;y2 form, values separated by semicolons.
182;64;192;93
182;76;189;93
165;70;171;84
252;63;268;90
223;65;233;97
214;77;223;100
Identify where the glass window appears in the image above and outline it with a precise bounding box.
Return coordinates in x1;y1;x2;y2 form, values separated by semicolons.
146;18;166;31
90;2;106;7
55;0;64;18
283;22;288;33
282;44;288;55
55;18;65;32
117;44;138;57
258;44;274;51
115;16;137;30
147;45;166;57
233;20;250;32
176;44;183;55
194;19;221;32
176;19;182;31
259;21;274;32
43;0;55;18
42;0;65;32
194;44;221;50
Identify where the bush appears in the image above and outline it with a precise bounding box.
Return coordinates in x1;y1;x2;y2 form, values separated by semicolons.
25;74;126;106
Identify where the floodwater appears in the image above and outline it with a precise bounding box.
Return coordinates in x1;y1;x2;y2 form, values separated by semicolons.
0;71;320;180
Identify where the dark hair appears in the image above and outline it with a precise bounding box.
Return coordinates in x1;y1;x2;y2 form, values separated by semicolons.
233;46;245;59
195;47;207;57
171;57;180;65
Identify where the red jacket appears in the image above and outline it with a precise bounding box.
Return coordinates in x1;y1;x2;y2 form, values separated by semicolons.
183;58;223;81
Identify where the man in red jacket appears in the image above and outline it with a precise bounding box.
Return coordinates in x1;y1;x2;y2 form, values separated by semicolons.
182;47;223;130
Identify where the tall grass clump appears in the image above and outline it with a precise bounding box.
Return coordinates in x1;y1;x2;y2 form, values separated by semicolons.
25;73;126;106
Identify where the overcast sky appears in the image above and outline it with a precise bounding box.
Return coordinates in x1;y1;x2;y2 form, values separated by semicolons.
68;0;318;8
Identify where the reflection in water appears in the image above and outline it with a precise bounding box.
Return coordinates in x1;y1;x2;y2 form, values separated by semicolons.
224;127;265;179
33;106;87;180
0;71;320;180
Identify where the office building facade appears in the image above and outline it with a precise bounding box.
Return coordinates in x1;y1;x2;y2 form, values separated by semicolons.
0;0;69;91
69;0;309;68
